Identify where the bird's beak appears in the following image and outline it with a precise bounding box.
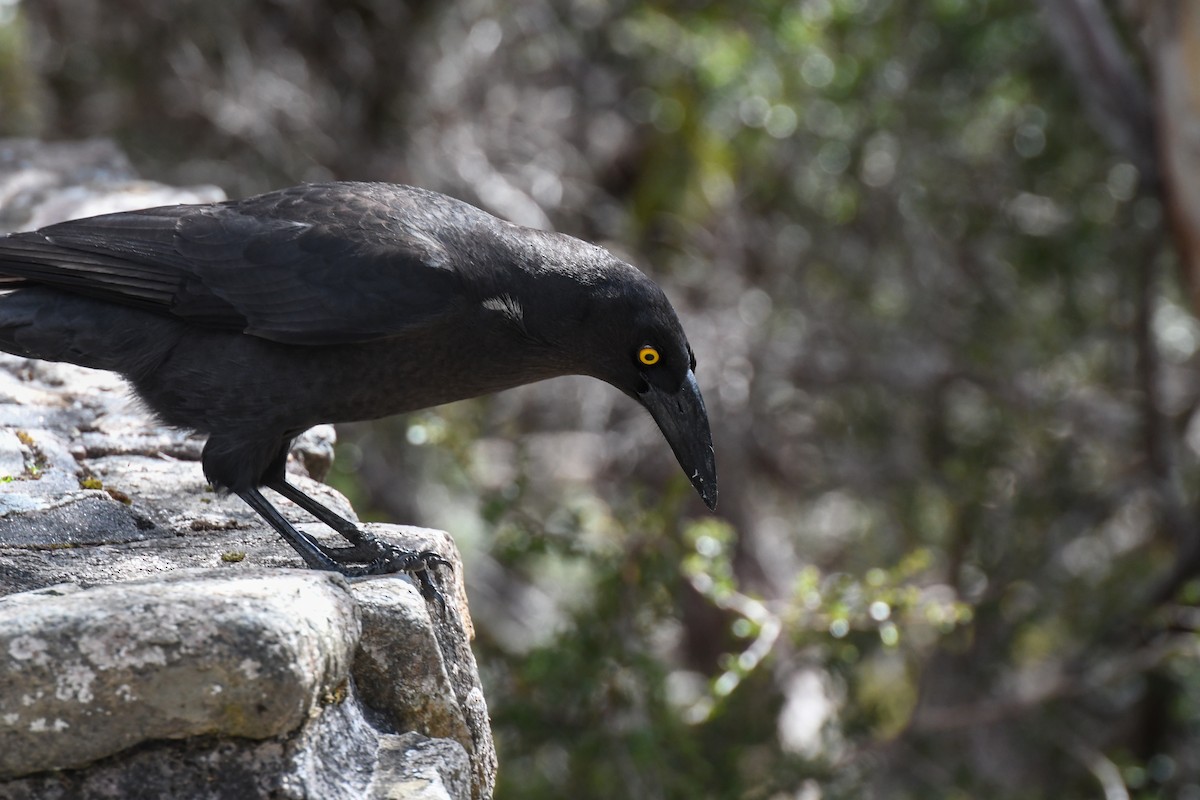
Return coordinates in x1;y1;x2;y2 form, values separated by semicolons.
637;369;718;511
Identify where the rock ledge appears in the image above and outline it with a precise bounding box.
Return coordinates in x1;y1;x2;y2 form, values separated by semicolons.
0;139;495;799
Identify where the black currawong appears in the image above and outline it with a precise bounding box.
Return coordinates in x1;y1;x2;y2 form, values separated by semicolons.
0;182;717;599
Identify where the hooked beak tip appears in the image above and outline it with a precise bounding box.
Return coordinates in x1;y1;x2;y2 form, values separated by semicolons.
690;450;719;512
639;370;718;512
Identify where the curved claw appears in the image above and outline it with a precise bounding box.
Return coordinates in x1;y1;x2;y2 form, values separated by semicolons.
368;547;451;606
315;536;450;574
371;547;450;574
309;533;451;606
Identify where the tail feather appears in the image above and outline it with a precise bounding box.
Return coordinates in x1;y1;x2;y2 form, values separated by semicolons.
0;232;178;310
0;287;181;377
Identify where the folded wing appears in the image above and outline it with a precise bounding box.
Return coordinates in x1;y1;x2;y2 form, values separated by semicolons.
0;183;468;345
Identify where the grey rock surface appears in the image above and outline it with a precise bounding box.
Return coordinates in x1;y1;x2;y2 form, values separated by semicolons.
0;140;496;799
0;571;359;778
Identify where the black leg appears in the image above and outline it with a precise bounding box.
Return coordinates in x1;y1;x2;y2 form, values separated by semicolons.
266;478;360;536
245;479;451;604
236;487;343;571
265;478;380;561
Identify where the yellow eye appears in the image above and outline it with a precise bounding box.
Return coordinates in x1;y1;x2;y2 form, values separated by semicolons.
638;346;660;366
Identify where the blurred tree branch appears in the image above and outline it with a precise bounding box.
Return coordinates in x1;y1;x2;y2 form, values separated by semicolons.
1037;0;1158;188
1137;2;1200;313
1041;0;1200;612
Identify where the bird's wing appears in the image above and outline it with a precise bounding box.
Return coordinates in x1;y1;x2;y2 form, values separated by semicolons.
0;185;467;345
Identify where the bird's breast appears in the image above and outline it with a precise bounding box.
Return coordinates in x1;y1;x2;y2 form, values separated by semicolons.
139;315;565;434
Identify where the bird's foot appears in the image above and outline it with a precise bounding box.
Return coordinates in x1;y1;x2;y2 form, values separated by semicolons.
235;486;452;605
320;537;451;605
371;546;451;606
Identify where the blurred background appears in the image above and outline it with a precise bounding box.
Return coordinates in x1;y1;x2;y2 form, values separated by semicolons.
4;1;1200;797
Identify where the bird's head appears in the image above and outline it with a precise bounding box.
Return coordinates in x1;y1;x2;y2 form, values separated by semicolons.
560;261;719;512
496;229;717;510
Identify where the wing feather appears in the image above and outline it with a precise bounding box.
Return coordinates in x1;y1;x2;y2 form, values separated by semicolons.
0;183;476;345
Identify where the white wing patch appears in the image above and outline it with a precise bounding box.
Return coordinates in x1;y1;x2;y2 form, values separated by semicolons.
482;294;524;324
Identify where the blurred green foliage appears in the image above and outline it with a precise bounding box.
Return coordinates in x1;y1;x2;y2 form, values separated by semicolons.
6;0;1200;797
